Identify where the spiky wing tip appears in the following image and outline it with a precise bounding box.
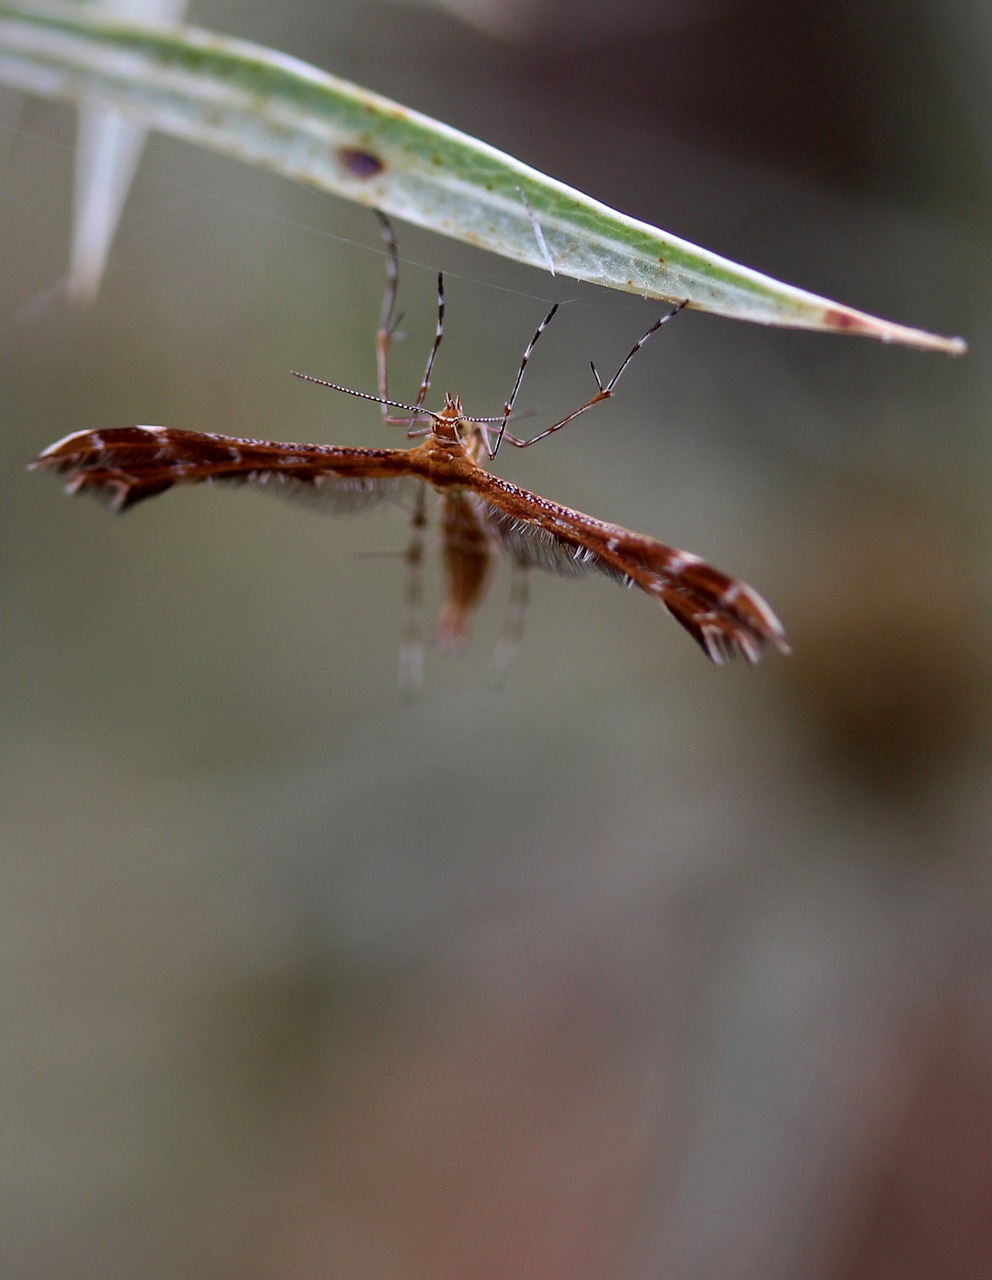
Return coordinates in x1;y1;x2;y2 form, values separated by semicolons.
29;425;159;464
722;579;790;663
29;427;169;513
666;571;790;666
29;427;94;464
739;582;791;658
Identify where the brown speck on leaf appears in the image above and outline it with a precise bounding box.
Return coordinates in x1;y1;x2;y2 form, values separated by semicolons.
823;308;874;335
337;147;385;179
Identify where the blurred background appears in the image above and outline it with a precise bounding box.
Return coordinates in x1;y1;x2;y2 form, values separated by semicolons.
1;0;989;1276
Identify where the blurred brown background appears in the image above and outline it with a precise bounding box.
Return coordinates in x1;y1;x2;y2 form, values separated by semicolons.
1;0;989;1277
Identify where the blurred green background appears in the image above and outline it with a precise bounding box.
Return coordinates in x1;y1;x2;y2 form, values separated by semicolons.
2;1;989;1277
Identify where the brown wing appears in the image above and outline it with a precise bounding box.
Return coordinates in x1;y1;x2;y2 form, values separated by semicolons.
473;473;789;665
30;426;427;514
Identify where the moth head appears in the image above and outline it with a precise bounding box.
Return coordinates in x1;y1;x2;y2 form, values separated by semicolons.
433;393;479;452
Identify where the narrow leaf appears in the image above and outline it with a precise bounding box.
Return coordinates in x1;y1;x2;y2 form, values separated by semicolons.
0;0;965;352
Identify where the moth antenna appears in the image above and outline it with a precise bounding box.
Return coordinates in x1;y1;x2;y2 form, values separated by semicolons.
291;370;436;421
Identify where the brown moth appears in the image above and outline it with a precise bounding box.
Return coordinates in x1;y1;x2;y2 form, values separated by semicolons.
31;216;788;685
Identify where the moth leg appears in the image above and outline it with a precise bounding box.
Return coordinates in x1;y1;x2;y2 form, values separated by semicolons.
399;482;429;692
374;211;406;426
499;300;688;452
491;303;559;456
406;271;445;433
374;211;445;433
487;561;530;687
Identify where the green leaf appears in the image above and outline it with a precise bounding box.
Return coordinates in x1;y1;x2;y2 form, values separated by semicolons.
0;0;965;353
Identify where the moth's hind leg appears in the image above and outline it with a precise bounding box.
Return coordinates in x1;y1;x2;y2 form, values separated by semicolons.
374;211;405;425
488;561;530;687
374;211;445;433
399;483;429;692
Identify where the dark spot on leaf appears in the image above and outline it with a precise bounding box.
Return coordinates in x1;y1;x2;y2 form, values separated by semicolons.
823;308;872;335
337;147;385;178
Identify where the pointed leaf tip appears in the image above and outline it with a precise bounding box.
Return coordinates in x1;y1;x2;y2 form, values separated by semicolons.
819;305;967;354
